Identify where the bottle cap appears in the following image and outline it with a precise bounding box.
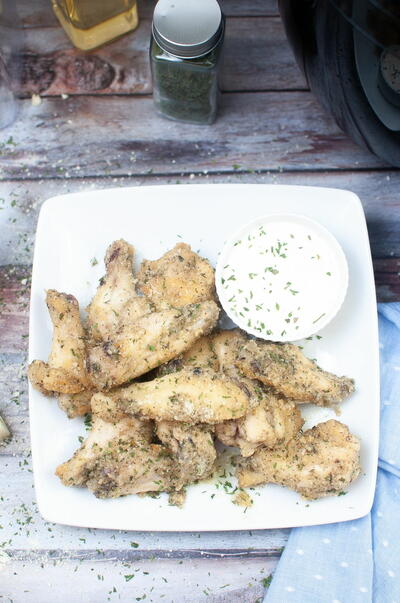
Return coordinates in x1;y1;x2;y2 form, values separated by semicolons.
153;0;224;59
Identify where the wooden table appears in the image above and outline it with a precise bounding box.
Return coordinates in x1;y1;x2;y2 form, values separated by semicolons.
1;1;399;601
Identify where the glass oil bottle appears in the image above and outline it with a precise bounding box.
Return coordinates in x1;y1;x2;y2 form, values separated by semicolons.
51;0;139;50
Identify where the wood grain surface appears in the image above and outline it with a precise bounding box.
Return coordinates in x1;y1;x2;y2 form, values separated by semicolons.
17;0;279;28
0;93;385;181
17;17;306;96
1;552;278;603
1;0;399;601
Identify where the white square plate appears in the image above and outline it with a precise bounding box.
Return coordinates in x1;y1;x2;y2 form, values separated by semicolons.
29;184;379;531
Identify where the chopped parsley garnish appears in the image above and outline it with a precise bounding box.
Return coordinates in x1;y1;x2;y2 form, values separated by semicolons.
262;575;273;588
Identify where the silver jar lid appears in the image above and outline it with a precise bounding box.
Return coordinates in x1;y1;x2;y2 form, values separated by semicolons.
153;0;224;59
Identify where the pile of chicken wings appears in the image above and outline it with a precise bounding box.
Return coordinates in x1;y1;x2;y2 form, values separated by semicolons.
28;240;361;505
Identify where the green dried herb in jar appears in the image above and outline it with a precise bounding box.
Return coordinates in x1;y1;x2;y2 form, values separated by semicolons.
150;0;225;125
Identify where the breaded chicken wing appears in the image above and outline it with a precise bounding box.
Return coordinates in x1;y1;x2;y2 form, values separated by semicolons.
137;243;216;309
237;420;361;499
158;330;262;407
85;443;176;498
56;415;153;487
91;368;250;424
155;334;219;377
28;290;91;395
57;390;93;419
236;340;355;406
57;416;215;499
216;391;303;457
211;330;263;409
181;334;220;371
211;329;248;369
210;330;304;456
88;300;219;390
156;421;216;490
156;329;304;456
87;239;152;342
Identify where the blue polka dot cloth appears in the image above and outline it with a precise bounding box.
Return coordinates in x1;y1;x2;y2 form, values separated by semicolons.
265;304;400;603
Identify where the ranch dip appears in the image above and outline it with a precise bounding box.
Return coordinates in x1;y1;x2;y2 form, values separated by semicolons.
216;214;348;342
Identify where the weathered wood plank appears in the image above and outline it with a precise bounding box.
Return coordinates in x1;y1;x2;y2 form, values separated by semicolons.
17;0;279;28
0;266;30;353
223;0;279;18
2;548;279;561
17;18;306;96
0;553;277;602
373;258;400;302
0;94;385;181
0;354;29;455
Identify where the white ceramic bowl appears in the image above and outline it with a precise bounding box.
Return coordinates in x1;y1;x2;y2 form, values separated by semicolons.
216;213;349;342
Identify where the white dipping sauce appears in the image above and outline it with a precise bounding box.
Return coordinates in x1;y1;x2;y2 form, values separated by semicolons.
216;214;348;341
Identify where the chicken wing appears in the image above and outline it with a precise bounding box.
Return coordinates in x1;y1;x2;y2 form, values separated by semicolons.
235;340;355;406
181;334;219;371
57;415;215;499
210;330;304;456
28;290;91;395
87;239;152;342
56;415;153;487
216;392;304;457
57;390;93;419
211;329;263;409
156;421;216;490
158;330;262;408
88;300;219;390
155;334;219;377
84;443;177;498
237;419;361;499
154;329;303;456
137;243;216;309
91;368;250;424
211;329;248;370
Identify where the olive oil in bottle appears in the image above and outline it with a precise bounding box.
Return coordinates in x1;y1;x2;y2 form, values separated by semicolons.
52;0;139;50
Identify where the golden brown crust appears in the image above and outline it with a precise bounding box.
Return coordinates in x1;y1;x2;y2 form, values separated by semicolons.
56;415;154;488
87;239;152;342
87;301;220;390
216;391;304;457
28;360;86;395
237;419;361;499
57;390;94;418
236;339;355;406
28;290;91;397
91;368;250;424
156;421;216;490
137;243;216;309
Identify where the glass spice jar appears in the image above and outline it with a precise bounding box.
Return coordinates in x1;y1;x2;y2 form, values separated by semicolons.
150;0;225;125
